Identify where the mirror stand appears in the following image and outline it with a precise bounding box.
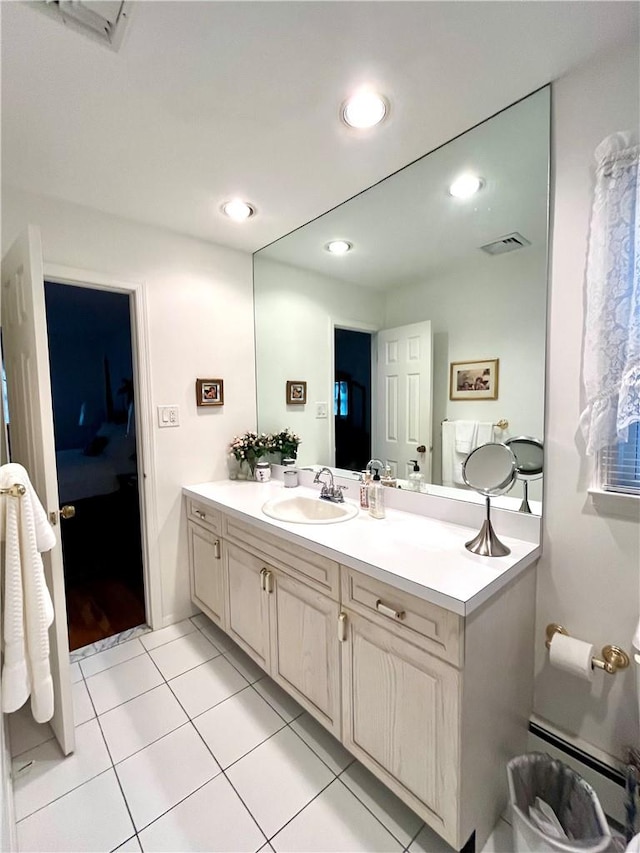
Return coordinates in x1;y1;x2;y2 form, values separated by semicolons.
465;496;511;557
519;480;532;515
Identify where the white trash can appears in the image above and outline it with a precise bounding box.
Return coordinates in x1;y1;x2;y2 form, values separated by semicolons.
507;753;612;853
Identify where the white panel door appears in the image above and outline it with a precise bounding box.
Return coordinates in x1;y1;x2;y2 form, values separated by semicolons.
1;226;75;754
376;321;433;481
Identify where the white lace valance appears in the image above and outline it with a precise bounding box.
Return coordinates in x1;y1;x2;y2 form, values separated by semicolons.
579;130;640;455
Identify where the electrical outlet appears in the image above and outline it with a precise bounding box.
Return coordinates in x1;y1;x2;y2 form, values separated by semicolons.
158;405;180;427
315;402;328;419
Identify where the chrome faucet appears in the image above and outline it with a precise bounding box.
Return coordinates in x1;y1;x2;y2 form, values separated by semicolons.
313;467;347;503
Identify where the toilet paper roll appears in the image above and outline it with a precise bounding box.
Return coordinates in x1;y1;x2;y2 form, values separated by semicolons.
549;633;595;681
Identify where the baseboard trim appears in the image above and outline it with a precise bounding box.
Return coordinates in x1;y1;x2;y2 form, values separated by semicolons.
528;721;625;787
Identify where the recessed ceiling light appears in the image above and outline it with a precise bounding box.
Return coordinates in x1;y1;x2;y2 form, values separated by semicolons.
325;240;352;255
341;91;388;129
221;199;256;221
448;174;484;199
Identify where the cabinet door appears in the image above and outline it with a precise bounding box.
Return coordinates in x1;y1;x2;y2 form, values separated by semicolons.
269;570;341;736
342;610;460;846
188;521;225;627
224;542;271;671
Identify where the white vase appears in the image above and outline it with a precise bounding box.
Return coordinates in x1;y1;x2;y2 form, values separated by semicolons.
227;454;240;480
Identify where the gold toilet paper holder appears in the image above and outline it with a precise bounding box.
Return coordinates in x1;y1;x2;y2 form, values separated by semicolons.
545;623;630;674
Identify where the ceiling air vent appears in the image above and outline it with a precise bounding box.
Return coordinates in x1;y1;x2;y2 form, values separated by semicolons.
33;1;131;50
480;232;531;256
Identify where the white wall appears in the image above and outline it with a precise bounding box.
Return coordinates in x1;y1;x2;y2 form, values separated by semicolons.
535;39;640;761
254;256;384;466
385;246;547;489
1;187;256;626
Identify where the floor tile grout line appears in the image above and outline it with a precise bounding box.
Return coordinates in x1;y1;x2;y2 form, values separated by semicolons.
148;648;224;683
79;646;148;681
198;715;289;777
263;773;339;846
121;763;224;839
10;732;56;762
248;679;306;726
14;765;116;826
285;715;357;779
333;774;410;850
185;716;270;849
334;763;422;849
405;819;427;852
139;623;213;655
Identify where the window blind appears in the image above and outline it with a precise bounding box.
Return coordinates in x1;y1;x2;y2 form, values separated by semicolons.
599;421;640;495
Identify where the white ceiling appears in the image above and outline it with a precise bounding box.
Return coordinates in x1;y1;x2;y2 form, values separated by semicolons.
2;1;638;255
257;87;549;289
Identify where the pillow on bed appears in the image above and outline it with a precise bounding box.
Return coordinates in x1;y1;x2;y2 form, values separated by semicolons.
83;435;109;457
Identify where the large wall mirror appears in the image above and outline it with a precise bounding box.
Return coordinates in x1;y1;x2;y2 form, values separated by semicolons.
254;87;549;514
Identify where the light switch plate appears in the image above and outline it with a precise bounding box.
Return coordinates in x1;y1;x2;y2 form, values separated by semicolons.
315;402;328;419
158;405;180;427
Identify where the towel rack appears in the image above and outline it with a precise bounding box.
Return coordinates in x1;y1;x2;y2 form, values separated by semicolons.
0;484;26;498
441;418;509;430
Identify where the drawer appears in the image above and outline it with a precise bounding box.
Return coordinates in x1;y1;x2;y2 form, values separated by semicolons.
186;498;221;534
223;514;339;599
341;567;462;667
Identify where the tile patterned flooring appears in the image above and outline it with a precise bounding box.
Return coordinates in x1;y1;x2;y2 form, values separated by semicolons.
10;614;514;852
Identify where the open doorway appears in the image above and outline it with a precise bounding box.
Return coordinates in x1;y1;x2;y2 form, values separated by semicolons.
44;281;146;651
334;328;372;471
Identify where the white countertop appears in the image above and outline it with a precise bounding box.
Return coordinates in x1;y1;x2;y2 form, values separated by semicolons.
183;480;540;616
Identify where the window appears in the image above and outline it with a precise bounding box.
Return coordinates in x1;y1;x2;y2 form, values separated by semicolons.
334;381;348;417
599;422;640;496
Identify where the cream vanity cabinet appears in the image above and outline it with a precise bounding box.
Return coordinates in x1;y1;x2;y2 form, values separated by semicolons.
220;512;342;737
186;496;536;851
186;498;225;627
340;567;463;839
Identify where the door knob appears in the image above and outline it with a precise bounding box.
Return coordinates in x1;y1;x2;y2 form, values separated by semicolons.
60;505;76;520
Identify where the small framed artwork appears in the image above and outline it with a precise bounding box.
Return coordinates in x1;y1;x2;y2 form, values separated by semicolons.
450;359;499;401
196;378;224;407
286;380;307;405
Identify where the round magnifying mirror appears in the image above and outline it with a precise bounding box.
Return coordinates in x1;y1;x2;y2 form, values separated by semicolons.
462;443;517;557
462;442;517;496
505;436;543;513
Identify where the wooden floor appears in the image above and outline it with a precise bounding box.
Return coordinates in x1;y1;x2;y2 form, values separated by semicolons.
66;578;146;651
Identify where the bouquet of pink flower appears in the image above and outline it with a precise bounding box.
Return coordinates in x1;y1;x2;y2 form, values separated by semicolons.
229;431;273;474
272;428;301;460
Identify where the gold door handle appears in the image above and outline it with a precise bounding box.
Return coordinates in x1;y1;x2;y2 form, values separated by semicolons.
338;612;347;642
60;505;76;520
264;570;273;594
213;540;221;560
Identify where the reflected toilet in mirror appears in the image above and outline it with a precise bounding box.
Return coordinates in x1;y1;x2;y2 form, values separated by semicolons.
462;443;517;557
505;436;544;514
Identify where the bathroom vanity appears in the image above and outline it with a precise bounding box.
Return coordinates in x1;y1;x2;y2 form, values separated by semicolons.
183;479;540;851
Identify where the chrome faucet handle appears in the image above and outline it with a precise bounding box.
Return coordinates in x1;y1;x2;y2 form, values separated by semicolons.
333;485;348;503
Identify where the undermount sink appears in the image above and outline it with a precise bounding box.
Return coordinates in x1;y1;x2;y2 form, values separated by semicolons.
262;495;359;524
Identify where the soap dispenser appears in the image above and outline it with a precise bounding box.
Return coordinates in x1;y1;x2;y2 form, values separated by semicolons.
368;468;386;519
407;459;424;492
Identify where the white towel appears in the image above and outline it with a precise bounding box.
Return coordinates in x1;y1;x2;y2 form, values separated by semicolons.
476;423;496;446
442;421;498;486
1;463;56;722
454;421;478;454
442;421;469;487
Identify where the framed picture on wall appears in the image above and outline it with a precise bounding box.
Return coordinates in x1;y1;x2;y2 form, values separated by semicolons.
449;359;499;400
196;378;224;407
286;380;307;405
